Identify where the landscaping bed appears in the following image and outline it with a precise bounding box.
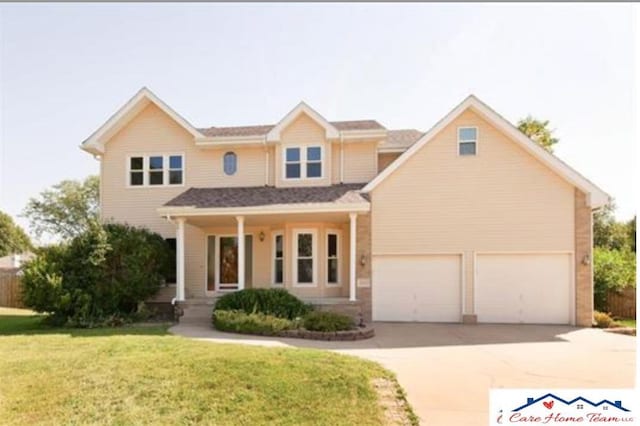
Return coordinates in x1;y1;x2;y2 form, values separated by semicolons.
211;289;375;340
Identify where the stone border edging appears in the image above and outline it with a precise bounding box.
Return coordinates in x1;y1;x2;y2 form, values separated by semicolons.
278;325;375;341
214;325;375;341
604;327;636;336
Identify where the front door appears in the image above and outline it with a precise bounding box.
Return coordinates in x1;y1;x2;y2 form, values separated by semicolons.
206;235;253;293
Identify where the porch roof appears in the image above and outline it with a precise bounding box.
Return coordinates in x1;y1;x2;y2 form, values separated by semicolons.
159;184;370;216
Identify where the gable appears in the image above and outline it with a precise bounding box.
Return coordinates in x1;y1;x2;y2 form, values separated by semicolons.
364;95;609;208
81;87;202;155
266;102;339;142
280;112;326;145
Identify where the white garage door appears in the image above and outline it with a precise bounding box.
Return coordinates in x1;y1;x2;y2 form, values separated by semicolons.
475;253;572;324
373;255;462;322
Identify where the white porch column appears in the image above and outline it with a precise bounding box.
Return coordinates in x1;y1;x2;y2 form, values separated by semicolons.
176;217;186;301
237;216;245;290
349;212;357;302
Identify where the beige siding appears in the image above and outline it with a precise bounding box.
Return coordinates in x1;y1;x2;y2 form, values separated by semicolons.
343;141;378;183
371;108;575;314
331;143;341;184
377;152;402;173
101;103;267;236
274;113;333;187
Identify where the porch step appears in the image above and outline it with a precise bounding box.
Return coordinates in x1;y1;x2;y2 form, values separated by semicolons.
178;299;217;324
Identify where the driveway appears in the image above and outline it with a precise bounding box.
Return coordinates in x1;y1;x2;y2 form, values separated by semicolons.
170;322;636;425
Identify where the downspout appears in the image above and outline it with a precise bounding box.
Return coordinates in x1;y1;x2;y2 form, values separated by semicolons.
340;133;344;184
264;136;269;186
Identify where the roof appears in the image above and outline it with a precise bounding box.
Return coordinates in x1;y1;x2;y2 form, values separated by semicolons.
197;120;384;138
164;184;368;209
363;95;610;208
379;129;424;152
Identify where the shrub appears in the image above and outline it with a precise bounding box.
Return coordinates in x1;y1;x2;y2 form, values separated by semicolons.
593;311;614;328
21;223;171;327
594;247;636;311
214;288;312;320
213;310;296;335
303;311;354;332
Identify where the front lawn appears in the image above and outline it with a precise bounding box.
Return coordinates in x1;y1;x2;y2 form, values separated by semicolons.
615;318;636;329
0;308;414;425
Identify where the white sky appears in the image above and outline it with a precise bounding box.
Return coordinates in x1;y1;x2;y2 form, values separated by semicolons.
0;3;636;238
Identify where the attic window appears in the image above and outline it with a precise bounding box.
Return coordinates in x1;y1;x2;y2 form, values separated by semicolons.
458;127;477;156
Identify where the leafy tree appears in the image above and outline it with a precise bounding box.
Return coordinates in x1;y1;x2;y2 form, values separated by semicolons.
627;216;636;253
23;175;99;241
0;211;33;257
593;202;632;251
593;247;636;311
21;223;170;326
517;116;559;153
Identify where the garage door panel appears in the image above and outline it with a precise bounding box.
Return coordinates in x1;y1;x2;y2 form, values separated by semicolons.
476;253;571;324
373;255;461;322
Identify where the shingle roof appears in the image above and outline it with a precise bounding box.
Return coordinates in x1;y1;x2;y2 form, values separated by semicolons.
379;129;424;151
197;120;385;138
165;184;369;208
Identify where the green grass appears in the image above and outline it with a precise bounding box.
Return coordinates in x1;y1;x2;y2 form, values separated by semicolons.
614;318;636;328
0;308;413;425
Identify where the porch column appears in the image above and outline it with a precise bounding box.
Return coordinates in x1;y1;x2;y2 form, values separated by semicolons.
349;212;357;302
237;216;245;290
176;217;186;301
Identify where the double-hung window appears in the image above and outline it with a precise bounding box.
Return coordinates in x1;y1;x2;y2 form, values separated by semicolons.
284;146;323;179
326;231;340;285
294;230;316;286
273;232;284;285
458;127;477;156
128;154;184;187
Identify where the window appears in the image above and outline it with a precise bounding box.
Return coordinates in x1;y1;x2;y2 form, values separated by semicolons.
127;154;184;187
223;152;237;176
169;155;183;184
129;157;144;186
294;230;316;285
164;238;177;284
458;127;477;156
284;146;322;179
273;232;284;285
327;231;340;285
307;147;322;178
285;148;301;179
149;156;164;185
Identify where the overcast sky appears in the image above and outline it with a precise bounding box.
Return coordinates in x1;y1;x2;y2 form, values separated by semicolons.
0;3;636;239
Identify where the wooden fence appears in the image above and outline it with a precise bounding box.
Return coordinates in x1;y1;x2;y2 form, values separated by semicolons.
606;287;636;319
0;269;23;308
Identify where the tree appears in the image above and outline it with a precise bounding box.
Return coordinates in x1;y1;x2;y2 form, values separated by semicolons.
0;211;33;257
23;175;99;241
627;216;636;253
21;223;170;326
517;116;559;153
593;202;631;251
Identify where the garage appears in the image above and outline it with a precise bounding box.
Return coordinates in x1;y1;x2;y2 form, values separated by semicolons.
475;253;573;324
372;254;462;322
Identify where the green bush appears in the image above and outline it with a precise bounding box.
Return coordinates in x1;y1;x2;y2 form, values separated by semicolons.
594;247;636;311
214;288;311;320
302;311;354;332
21;223;170;327
593;311;614;328
213;310;296;335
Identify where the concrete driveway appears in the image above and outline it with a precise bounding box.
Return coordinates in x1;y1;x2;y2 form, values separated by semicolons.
170;322;636;425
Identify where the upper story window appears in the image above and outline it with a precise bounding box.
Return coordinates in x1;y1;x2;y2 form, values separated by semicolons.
284;146;323;179
223;152;237;176
128;154;183;187
458;127;477;156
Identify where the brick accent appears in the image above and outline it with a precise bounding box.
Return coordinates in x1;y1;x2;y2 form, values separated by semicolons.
356;213;372;321
575;189;594;327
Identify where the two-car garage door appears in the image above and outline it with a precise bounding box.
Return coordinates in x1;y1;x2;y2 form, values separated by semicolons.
372;253;572;324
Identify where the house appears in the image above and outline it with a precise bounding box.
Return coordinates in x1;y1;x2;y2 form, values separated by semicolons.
81;88;608;326
513;394;630;412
